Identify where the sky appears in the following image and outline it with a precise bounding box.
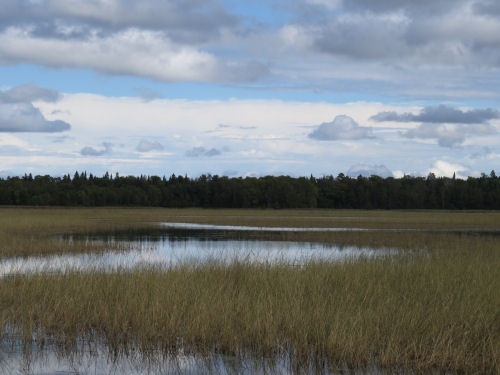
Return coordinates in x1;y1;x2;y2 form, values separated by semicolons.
0;0;499;179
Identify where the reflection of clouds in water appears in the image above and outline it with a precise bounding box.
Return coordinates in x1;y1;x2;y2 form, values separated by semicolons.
0;348;230;375
0;237;388;277
0;344;388;375
160;222;373;231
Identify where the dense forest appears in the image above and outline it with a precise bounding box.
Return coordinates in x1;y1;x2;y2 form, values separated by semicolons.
0;171;499;209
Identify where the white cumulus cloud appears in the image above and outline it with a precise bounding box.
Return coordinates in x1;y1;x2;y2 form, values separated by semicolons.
426;160;471;179
309;115;374;140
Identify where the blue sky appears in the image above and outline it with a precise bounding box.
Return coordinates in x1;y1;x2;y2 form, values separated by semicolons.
0;0;499;178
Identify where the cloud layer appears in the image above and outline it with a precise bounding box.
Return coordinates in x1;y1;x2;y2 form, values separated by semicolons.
1;94;498;179
0;0;266;83
403;123;494;147
185;147;222;157
0;0;236;43
372;105;498;147
136;139;164;152
1;0;500;96
81;142;113;156
371;105;500;124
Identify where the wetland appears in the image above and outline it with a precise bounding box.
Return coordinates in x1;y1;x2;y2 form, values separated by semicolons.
0;208;498;374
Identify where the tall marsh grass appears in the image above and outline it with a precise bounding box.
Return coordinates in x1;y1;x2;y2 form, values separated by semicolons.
1;242;498;374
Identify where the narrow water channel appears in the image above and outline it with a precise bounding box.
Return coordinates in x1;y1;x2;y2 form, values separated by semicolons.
0;224;390;277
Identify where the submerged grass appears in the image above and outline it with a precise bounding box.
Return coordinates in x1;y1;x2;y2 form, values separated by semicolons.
0;207;499;374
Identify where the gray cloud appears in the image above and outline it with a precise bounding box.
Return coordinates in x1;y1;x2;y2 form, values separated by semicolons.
136;139;164;152
289;0;500;70
314;14;408;60
81;142;113;156
0;0;237;44
309;115;373;140
0;0;270;84
342;0;460;14
222;61;270;83
0;83;61;103
371;105;499;147
371;105;500;124
347;164;393;178
0;102;70;133
474;0;500;15
185;147;222;157
402;123;495;147
1;0;499;93
0;84;69;133
0;27;268;83
133;87;161;102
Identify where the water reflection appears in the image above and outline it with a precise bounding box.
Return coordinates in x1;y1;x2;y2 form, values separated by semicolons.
159;222;500;236
160;223;374;232
0;225;387;277
0;344;391;375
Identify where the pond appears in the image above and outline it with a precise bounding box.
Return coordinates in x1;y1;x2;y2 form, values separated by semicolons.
0;223;392;277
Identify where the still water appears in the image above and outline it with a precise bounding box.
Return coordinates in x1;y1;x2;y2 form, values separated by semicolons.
0;223;390;278
0;344;392;375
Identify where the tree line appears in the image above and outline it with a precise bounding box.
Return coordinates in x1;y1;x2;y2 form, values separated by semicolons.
0;171;499;209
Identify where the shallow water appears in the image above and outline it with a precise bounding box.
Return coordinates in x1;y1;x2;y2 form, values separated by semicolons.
0;224;389;277
160;222;500;235
0;343;395;375
160;222;375;232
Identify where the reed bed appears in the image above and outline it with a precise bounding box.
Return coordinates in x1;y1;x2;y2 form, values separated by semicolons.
0;207;498;374
1;241;498;374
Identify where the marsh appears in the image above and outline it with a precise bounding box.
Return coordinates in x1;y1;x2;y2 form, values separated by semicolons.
0;208;498;374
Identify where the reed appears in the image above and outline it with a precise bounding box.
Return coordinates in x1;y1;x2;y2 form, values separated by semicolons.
0;240;498;374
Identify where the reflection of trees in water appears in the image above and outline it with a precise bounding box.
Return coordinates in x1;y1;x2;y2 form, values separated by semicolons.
66;228;274;244
0;341;341;375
